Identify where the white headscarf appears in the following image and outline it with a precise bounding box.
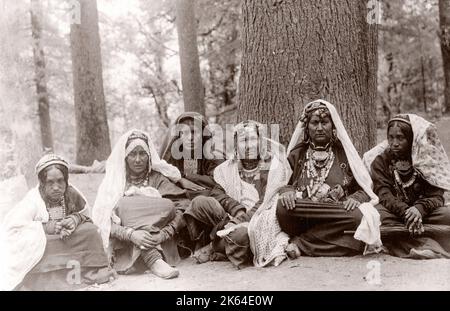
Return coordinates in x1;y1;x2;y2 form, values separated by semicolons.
363;114;450;192
213;121;279;210
92;129;181;249
286;100;382;251
1;154;88;291
214;121;293;267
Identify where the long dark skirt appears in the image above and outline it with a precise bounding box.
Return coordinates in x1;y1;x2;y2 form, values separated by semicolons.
183;196;252;268
377;204;450;259
22;222;112;291
112;196;180;273
276;200;364;256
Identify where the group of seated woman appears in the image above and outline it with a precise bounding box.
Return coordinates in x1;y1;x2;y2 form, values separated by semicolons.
2;101;450;290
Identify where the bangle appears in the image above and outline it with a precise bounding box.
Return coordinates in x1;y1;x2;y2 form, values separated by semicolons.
126;228;135;241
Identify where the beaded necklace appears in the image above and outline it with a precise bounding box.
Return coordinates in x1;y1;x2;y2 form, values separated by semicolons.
305;147;335;198
240;163;261;184
47;197;66;221
127;171;150;188
393;169;417;202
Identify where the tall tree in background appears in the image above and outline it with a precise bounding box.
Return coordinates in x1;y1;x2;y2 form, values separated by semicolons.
197;0;241;124
70;0;111;165
439;0;450;114
238;0;378;153
175;0;205;115
30;0;53;151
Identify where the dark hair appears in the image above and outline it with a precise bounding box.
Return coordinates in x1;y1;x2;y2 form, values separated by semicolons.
303;112;336;143
178;115;212;145
38;164;69;186
387;119;413;148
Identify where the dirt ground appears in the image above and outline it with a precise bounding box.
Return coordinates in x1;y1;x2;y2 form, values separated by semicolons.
69;117;450;291
82;255;450;291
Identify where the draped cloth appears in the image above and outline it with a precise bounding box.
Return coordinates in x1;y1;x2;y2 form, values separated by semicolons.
112;196;179;271
213;134;293;267
92;129;181;250
0;185;88;291
363;114;450;192
286;100;382;253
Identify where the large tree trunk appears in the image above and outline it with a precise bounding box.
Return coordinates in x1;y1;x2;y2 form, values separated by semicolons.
30;0;53;151
175;0;205;115
70;0;111;165
238;0;378;153
439;0;450;114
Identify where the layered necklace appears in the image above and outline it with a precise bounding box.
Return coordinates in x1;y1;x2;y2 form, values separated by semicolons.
393;160;417;202
128;171;150;188
240;160;261;184
305;146;335;199
46;196;66;221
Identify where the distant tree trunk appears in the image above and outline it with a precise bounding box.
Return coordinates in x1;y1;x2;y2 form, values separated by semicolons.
70;0;111;165
439;0;450;114
238;0;378;153
384;52;394;122
151;27;170;128
175;0;205;115
208;24;239;125
30;0;53;151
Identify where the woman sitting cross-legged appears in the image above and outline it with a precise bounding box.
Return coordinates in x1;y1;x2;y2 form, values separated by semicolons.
92;130;189;279
364;114;450;259
276;100;381;258
1;154;114;291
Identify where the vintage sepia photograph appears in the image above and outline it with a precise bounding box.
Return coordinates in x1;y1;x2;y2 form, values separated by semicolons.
1;0;450;294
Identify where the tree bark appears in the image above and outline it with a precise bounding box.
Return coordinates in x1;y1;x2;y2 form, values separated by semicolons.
30;0;53;151
70;0;111;165
238;0;378;153
175;0;205;115
439;0;450;114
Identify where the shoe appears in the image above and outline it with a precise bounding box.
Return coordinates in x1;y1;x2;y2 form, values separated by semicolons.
150;259;179;279
286;242;301;259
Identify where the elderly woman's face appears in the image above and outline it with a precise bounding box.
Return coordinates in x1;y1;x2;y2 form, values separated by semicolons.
126;145;150;175
43;166;66;202
308;114;333;147
236;128;259;160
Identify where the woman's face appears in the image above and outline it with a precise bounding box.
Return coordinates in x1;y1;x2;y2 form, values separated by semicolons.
126;145;150;175
308;114;333;147
236;128;259;160
180;118;203;150
388;125;411;158
42;166;66;202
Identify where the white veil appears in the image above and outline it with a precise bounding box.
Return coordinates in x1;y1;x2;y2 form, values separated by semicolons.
92;129;181;250
286;99;382;251
363;114;450;192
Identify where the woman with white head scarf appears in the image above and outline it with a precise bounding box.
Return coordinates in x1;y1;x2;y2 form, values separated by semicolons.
364;114;450;259
184;120;291;268
92;130;188;279
276;100;381;257
1;154;113;291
